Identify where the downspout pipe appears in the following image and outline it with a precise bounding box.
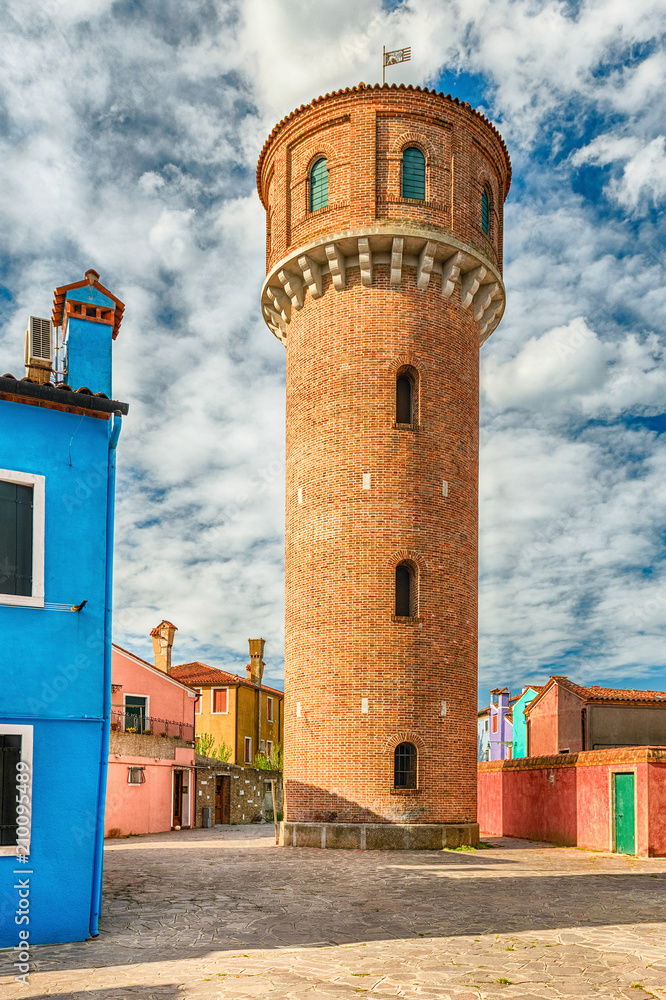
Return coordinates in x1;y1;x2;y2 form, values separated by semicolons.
90;411;122;937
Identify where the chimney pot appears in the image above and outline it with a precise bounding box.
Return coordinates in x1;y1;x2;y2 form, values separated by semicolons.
150;620;178;674
248;638;266;686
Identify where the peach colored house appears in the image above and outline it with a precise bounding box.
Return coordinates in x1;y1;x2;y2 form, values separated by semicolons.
105;633;198;836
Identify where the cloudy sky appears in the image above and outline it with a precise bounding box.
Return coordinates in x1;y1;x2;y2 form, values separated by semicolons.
1;0;665;698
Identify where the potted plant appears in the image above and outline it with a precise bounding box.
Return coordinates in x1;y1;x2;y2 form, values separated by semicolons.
159;731;168;738
142;728;153;736
110;722;119;732
125;727;137;734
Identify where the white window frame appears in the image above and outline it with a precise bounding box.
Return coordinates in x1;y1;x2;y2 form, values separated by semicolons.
244;736;252;764
0;724;33;857
0;470;45;608
123;693;149;732
267;696;273;723
194;689;202;715
211;687;229;715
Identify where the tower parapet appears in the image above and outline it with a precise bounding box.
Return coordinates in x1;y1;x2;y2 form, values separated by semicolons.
258;83;510;849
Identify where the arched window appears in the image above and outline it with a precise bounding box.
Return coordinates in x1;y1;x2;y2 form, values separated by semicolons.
401;146;426;200
481;187;491;234
310;157;329;212
395;562;414;617
394;742;417;789
396;373;413;424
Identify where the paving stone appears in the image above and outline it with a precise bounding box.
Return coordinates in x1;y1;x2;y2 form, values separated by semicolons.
1;827;665;998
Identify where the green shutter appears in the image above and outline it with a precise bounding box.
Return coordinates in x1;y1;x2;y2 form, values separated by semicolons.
482;188;490;234
402;147;425;200
0;481;33;597
310;158;329;212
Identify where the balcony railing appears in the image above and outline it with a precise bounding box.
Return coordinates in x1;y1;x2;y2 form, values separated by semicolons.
110;710;194;743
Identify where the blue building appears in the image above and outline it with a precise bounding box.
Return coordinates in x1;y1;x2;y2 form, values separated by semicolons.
0;269;128;948
511;685;542;758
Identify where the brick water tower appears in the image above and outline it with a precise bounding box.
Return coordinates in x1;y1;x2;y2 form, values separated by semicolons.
257;83;510;849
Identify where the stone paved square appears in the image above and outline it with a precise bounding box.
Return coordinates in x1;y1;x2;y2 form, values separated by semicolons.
2;827;666;999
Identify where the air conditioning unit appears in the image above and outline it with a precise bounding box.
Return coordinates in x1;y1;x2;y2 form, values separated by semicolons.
24;316;53;367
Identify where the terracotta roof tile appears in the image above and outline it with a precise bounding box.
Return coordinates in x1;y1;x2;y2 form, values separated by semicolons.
171;661;284;697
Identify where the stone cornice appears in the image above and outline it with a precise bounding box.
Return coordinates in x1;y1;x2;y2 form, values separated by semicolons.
261;224;505;348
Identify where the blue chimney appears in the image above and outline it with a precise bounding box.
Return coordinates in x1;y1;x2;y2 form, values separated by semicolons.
52;269;124;397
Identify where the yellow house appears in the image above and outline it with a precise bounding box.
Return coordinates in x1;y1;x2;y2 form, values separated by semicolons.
167;636;284;766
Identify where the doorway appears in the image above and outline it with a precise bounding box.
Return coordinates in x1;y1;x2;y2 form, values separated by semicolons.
215;775;231;824
173;770;184;828
614;772;635;855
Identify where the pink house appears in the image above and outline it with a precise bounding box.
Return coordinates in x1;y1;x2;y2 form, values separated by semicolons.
105;624;198;836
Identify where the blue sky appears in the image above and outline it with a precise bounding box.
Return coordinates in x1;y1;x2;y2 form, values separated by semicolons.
0;0;665;699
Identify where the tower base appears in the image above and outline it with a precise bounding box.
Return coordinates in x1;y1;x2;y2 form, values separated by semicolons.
280;821;479;851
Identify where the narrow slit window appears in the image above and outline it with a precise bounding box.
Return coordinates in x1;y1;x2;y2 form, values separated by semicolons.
396;375;413;424
310;157;329;212
402;147;426;200
244;737;252;764
395;562;413;617
394;742;417;789
482;187;490;234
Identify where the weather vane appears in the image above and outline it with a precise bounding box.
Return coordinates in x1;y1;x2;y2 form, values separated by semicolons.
382;44;411;85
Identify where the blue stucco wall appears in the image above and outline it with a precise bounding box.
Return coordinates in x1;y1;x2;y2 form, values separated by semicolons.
0;398;112;946
0;720;104;945
64;286;115;396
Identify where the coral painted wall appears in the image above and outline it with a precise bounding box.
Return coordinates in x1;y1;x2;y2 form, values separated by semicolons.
478;748;666;857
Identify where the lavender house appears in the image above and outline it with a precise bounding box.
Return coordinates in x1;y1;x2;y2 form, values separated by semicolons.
489;688;513;761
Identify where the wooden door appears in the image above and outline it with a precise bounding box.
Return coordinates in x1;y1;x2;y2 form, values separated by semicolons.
215;776;231;824
173;770;183;828
614;772;635;855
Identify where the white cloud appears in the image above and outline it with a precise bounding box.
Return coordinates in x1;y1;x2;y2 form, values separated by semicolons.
0;0;665;696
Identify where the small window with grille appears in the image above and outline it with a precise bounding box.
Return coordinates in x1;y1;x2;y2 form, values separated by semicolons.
310;157;329;212
402;147;426;200
394;742;417;789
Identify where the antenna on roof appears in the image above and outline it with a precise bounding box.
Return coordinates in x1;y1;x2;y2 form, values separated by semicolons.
382;44;411;85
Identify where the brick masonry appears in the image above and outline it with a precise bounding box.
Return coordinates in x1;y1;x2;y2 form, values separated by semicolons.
257;84;510;835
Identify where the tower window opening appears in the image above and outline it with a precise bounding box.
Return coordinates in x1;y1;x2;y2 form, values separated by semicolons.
394;742;417;789
395;562;415;617
396;374;413;424
310;157;329;212
481;187;491;234
401;146;426;200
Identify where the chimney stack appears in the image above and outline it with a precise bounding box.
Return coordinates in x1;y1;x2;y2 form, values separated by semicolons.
150;620;178;674
247;638;265;686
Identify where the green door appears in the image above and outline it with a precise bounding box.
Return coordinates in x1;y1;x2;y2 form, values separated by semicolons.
614;773;635;855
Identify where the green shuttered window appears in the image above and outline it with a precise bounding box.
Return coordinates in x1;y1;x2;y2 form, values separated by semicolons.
402;146;426;200
482;188;490;234
0;481;33;596
310;157;329;212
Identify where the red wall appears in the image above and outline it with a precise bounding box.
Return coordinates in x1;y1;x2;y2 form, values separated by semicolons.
479;748;666;857
648;762;666;857
501;765;577;845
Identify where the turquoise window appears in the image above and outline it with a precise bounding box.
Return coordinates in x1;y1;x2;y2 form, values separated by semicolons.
310;157;329;212
482;188;490;234
401;146;426;200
